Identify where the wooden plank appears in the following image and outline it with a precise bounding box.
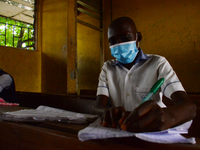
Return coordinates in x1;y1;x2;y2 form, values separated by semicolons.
11;0;34;8
0;1;25;17
77;19;102;31
100;0;104;67
16;92;95;114
67;0;77;94
34;0;42;51
77;0;101;13
77;8;101;20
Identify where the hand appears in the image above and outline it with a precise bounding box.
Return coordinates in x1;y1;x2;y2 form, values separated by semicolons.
101;106;125;128
119;100;172;132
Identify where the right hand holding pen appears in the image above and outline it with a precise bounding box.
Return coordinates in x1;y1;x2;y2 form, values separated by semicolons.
119;100;171;132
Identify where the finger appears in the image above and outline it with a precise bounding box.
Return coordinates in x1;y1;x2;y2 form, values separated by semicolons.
119;111;130;125
121;100;155;130
126;113;155;132
110;107;119;128
102;110;111;127
127;103;164;132
147;109;169;132
117;106;126;118
110;107;126;128
128;115;164;133
100;116;103;125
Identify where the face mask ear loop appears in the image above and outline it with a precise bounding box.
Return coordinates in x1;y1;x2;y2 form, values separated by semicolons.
136;33;139;49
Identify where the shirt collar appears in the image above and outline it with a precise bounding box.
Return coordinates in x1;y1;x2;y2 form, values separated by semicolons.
111;48;150;66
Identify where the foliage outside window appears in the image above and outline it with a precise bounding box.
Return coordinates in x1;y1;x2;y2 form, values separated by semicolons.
0;0;35;50
0;16;34;50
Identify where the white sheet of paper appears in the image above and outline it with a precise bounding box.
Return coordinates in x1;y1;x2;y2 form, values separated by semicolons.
78;118;196;144
0;105;98;123
135;132;196;144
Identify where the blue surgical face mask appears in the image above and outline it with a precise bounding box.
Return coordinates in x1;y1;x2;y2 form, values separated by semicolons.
110;41;138;64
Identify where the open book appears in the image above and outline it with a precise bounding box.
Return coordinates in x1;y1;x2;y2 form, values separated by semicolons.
78;118;196;144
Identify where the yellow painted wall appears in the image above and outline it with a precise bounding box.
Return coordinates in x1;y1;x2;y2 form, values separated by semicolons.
103;0;200;93
0;0;70;95
0;46;41;92
77;3;101;94
41;0;68;94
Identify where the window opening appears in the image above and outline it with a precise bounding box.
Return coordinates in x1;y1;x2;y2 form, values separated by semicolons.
0;0;35;50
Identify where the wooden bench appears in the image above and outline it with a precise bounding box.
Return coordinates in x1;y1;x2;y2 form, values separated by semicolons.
16;92;96;114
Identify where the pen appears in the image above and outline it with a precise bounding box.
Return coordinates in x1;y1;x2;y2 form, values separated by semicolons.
141;78;165;104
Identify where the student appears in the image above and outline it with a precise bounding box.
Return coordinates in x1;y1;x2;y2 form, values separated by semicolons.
0;69;18;103
93;17;196;132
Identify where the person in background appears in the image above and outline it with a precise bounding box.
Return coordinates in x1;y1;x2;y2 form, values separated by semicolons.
0;69;18;103
93;17;196;133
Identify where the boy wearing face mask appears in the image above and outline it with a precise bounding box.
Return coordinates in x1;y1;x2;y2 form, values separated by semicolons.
93;17;196;132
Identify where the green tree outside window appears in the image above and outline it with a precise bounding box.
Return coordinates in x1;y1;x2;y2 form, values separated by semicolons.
0;16;34;50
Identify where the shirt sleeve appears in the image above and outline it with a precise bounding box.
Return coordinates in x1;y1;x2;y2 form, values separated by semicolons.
158;57;185;99
0;74;13;92
96;62;109;97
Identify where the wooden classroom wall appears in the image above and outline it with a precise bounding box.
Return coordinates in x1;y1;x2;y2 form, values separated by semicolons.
103;0;200;93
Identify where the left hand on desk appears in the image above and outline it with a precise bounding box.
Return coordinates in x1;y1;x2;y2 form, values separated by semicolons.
119;100;172;132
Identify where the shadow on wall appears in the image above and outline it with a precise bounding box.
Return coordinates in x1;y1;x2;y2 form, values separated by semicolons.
41;53;67;95
77;56;100;93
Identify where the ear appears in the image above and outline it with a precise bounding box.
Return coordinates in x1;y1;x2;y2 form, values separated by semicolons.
137;32;142;42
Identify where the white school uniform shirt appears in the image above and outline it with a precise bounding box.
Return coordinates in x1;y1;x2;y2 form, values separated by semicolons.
97;49;185;111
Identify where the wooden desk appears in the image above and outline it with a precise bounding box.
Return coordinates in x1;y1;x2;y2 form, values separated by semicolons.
0;106;200;150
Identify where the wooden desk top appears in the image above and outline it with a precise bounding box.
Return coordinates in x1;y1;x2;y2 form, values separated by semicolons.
0;106;200;150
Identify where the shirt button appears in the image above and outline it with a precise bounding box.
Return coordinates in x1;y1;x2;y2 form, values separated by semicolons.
128;73;131;77
126;93;130;96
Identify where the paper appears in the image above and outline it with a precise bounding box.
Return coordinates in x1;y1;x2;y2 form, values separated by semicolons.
135;132;196;144
78;118;196;144
0;105;98;123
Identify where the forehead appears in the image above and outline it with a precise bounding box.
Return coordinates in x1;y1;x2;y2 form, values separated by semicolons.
108;22;137;39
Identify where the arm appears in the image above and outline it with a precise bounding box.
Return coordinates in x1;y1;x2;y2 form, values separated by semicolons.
166;91;196;126
92;95;109;116
120;91;196;132
93;61;126;127
120;57;197;132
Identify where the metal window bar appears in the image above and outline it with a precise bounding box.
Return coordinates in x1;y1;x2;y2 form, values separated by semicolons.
0;21;34;49
5;23;6;45
13;26;14;47
28;27;29;46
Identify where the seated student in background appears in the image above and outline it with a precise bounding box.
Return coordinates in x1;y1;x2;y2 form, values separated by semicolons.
0;69;18;103
93;17;196;132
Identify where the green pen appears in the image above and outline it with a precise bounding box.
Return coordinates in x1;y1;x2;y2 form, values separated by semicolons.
141;78;165;104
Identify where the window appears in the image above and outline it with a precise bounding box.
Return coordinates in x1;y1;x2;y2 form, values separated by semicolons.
0;0;35;50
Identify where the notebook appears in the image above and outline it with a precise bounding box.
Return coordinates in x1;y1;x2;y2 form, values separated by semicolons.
78;118;196;144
